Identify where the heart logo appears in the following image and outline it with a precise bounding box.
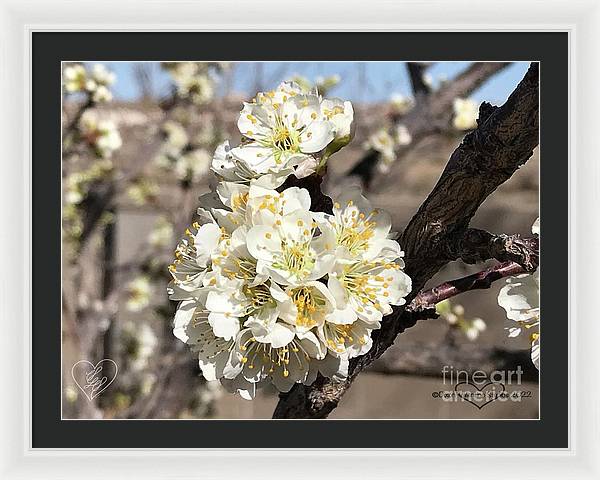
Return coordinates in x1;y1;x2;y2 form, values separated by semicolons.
71;359;118;401
453;381;505;409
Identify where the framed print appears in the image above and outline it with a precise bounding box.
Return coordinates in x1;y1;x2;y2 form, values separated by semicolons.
39;30;564;446
1;0;599;478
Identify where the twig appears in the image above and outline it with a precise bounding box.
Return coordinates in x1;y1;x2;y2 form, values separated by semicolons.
410;261;530;310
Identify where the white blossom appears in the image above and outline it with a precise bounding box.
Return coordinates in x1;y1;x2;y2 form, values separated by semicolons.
80;115;122;158
364;128;396;173
125;276;152;312
174;148;211;183
389;93;414;115
453;98;479;131
63;63;116;103
233;85;335;175
148;216;174;248
498;218;540;369
169;83;411;399
63;64;88;93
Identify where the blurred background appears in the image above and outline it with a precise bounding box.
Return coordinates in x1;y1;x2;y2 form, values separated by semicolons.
62;61;538;419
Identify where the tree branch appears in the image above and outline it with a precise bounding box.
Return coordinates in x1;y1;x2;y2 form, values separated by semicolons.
350;62;512;188
273;62;539;419
406;62;432;99
410;261;531;310
451;229;539;271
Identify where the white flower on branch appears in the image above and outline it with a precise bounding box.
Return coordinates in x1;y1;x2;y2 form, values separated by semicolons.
498;218;540;369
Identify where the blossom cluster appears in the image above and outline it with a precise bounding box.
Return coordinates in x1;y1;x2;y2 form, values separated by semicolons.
170;82;411;399
498;218;540;369
63;63;116;103
162;62;226;105
79;114;123;159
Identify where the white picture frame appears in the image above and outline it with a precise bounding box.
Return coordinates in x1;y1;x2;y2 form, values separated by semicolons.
1;0;597;478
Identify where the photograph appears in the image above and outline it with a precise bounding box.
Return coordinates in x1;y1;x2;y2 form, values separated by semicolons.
61;59;541;420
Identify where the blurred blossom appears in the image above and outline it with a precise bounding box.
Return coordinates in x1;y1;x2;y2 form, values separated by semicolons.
64;173;85;205
90;63;116;87
125;276;152;312
63;64;90;93
175;148;211;183
364;128;396;173
290;74;341;96
65;385;78;403
64;160;114;207
141;373;157;396
80;114;122;158
63;63;116;103
395;124;412;146
123;320;158;370
436;299;487;342
154;121;190;169
199;380;223;405
423;73;434;89
193;121;218;146
164;62;215;105
148;216;174;249
126;179;160;206
453;97;479;131
92;85;113;103
162;120;189;150
389;93;414;115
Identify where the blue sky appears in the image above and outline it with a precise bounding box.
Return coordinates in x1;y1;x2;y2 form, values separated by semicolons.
97;61;530;105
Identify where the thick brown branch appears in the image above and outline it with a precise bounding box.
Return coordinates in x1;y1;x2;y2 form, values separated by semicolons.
273;62;539;419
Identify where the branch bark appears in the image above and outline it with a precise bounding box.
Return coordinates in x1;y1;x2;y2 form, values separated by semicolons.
410;261;530;310
273;62;539;419
451;229;539;271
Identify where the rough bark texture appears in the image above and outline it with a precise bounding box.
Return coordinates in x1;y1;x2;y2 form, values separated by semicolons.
273;62;539;419
451;229;539;271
